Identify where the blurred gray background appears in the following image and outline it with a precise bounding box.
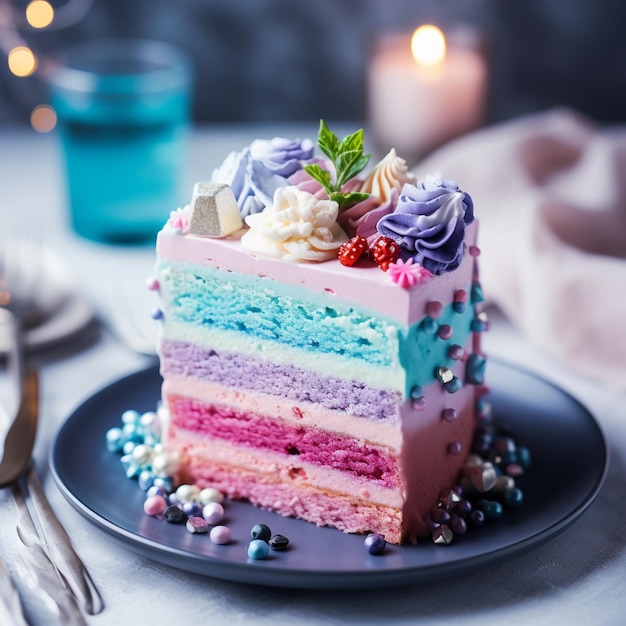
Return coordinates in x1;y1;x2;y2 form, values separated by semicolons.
1;0;626;127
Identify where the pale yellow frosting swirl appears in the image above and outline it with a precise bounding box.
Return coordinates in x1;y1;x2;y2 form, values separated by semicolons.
242;186;348;262
357;148;415;202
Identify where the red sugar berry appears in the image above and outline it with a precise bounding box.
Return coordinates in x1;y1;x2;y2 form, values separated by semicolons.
338;235;369;266
371;236;400;271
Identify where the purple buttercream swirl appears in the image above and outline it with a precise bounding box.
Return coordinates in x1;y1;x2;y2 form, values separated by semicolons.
211;137;315;217
376;175;474;274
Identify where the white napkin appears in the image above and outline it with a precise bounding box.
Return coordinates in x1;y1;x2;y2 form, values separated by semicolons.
414;108;626;389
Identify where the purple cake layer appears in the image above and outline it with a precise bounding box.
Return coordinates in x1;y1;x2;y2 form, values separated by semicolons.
161;339;401;421
169;394;400;488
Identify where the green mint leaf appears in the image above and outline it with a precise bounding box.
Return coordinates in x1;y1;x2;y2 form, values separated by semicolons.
338;128;364;156
336;151;371;187
303;163;332;193
330;191;371;208
316;120;340;161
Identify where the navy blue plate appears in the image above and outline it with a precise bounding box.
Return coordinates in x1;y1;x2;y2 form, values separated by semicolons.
49;359;608;588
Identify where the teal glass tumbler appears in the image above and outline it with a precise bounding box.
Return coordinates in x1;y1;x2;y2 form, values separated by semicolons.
49;39;192;243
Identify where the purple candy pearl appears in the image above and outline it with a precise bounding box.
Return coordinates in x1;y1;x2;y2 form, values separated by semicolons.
364;533;386;555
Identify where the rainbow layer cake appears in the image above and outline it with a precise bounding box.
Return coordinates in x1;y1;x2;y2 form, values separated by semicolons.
153;122;487;544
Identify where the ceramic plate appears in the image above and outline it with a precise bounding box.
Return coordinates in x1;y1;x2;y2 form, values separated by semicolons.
50;360;608;588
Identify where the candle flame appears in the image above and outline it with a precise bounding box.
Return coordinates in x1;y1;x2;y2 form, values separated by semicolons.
411;25;446;67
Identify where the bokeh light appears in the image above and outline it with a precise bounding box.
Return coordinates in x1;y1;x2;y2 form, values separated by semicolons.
26;1;55;29
411;25;446;67
31;104;57;132
8;46;38;77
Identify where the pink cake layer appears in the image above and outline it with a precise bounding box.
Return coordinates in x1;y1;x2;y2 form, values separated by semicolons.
175;459;404;544
162;376;402;448
167;394;400;488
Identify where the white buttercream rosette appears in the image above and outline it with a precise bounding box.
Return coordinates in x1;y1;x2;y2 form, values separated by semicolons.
241;186;348;262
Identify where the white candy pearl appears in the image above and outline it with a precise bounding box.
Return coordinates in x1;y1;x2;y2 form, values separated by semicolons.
176;484;201;503
131;444;154;467
202;502;225;525
199;487;225;505
152;452;180;478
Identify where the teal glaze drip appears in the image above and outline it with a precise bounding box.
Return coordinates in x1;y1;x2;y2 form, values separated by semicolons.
161;260;474;390
399;295;474;397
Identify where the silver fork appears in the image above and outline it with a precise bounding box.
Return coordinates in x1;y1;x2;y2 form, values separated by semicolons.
0;236;104;617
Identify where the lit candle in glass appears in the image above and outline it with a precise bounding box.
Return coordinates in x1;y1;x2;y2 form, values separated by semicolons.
368;25;487;163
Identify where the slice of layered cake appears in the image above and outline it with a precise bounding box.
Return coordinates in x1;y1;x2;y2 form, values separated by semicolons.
153;123;487;544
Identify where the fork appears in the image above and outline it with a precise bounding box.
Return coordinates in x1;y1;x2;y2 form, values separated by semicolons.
1;236;104;617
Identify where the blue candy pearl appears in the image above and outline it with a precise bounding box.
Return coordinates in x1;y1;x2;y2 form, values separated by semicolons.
248;539;270;560
503;487;524;508
138;470;155;491
105;427;124;453
364;533;386;555
183;501;203;518
250;523;271;542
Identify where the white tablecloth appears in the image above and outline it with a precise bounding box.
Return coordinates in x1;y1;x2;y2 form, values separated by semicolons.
0;125;624;626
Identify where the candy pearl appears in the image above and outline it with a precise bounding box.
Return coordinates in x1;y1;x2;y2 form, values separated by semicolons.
210;525;232;545
437;325;453;340
517;446;532;470
122;441;136;455
146;485;168;499
503;487;524;508
186;516;209;534
450;517;467;536
454;289;468;303
248;539;270;560
425;301;443;318
269;534;290;551
469;245;481;257
131;444;154;467
152;476;175;493
455;500;473;517
468;510;485;527
421;317;438;334
152;452;180;478
505;463;524;477
482;501;504;520
447;441;462;456
105;427;125;453
364;533;386;555
139;411;161;438
182;501;203;518
444;377;462;394
442;408;458;423
151;307;164;321
431;508;451;524
163;505;186;524
199;488;225;505
121;409;141;425
448;345;465;361
120;454;140;479
250;523;271;542
146;276;160;291
144;495;168;516
203;502;225;525
138;470;155;491
176;484;201;504
424;516;440;532
412;396;427;411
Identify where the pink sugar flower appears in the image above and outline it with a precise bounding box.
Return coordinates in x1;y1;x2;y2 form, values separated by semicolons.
168;206;190;233
388;257;432;288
